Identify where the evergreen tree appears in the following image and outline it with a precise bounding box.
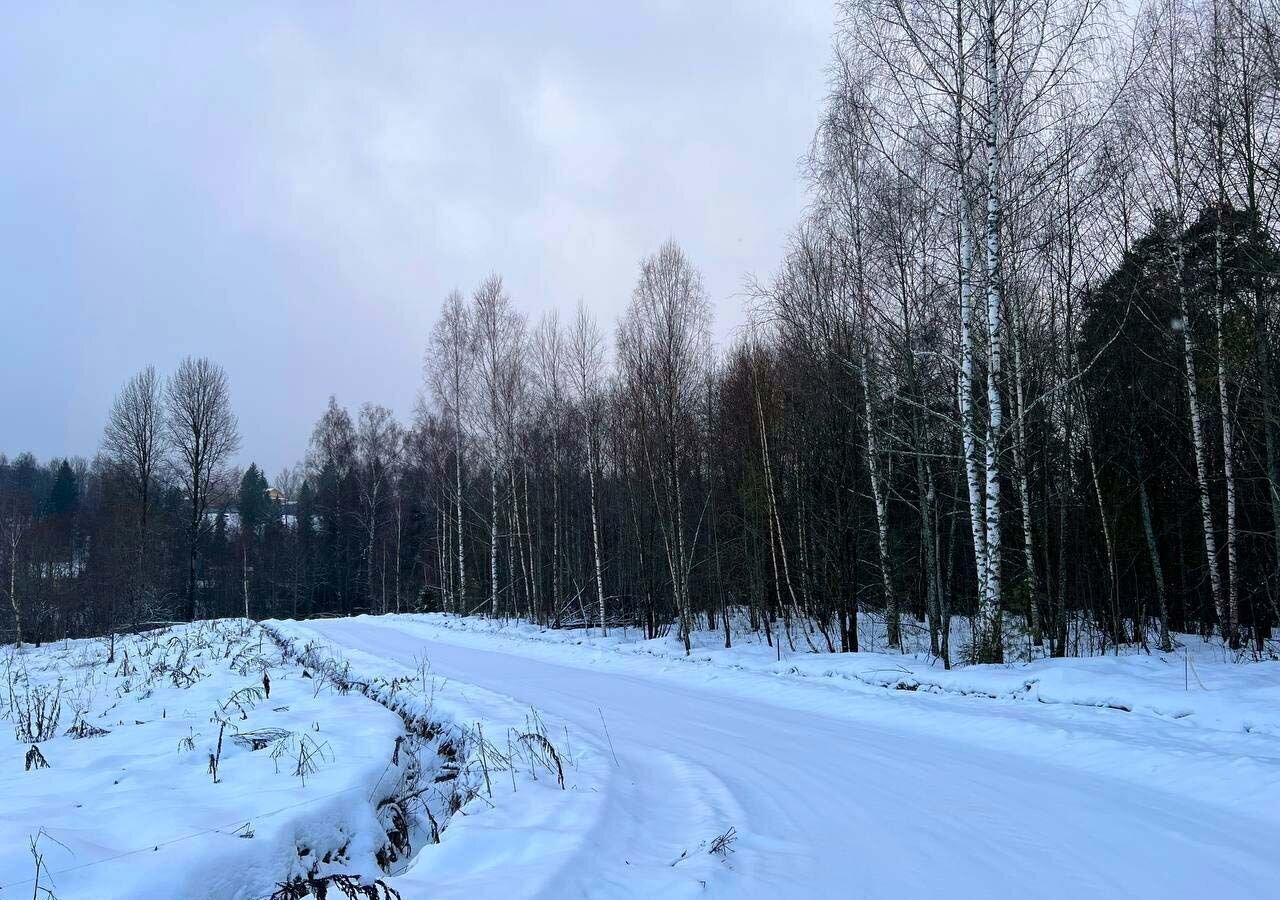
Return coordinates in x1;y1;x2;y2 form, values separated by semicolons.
44;459;79;569
46;460;79;519
238;464;269;537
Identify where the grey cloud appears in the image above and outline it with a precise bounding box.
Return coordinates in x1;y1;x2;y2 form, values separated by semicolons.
0;1;831;474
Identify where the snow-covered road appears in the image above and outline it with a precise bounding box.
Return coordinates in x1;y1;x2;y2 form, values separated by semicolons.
284;616;1278;899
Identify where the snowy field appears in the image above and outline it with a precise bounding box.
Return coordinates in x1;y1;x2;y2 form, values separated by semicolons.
0;621;567;899
3;613;1279;898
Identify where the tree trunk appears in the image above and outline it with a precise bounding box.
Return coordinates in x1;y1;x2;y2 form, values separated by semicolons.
1010;299;1042;646
1214;205;1240;647
8;532;22;648
1210;0;1240;648
588;431;606;636
187;510;199;623
978;15;1005;664
456;419;466;611
1137;474;1172;651
490;464;499;617
242;542;250;621
959;172;990;625
861;339;899;648
394;502;402;614
1177;235;1228;635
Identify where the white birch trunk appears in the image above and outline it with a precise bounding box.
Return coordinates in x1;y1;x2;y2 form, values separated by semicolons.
521;462;537;620
1216;227;1239;643
753;365;803;650
861;338;899;648
1178;241;1228;632
366;485;378;614
1212;0;1240;647
588;434;606;635
1010;300;1040;642
394;501;402;614
489;464;499;617
438;505;448;610
958;159;990;611
456;417;466;611
978;15;1004;662
8;530;21;647
673;453;692;651
552;430;562;621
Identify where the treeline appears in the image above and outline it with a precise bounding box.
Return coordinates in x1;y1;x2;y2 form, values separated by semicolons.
4;0;1280;664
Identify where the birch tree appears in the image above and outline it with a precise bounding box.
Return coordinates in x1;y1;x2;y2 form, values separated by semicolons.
354;403;400;613
618;241;711;653
570;301;609;634
473;275;527;617
534;311;568;619
165;357;240;622
1132;0;1230;637
427;289;474;612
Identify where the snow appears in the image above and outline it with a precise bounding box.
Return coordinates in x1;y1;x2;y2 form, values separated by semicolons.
4;613;1279;898
0;622;449;899
406;612;1280;741
278;613;1280;898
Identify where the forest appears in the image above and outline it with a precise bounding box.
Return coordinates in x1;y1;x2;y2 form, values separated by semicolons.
3;0;1279;668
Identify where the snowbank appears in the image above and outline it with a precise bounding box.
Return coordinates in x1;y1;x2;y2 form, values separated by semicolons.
395;612;1280;740
0;622;443;899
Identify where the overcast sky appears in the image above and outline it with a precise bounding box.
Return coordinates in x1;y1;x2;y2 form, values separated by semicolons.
1;2;833;477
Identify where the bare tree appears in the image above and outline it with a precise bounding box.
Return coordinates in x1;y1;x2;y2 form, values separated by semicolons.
569;301;608;634
354;403;401;613
1;511;29;646
534;311;568;620
618;240;711;653
308;397;357;614
427;289;474;611
103;365;167;627
166;357;240;621
274;464;304;501
1133;0;1230;639
388;427;411;613
472;275;527;617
